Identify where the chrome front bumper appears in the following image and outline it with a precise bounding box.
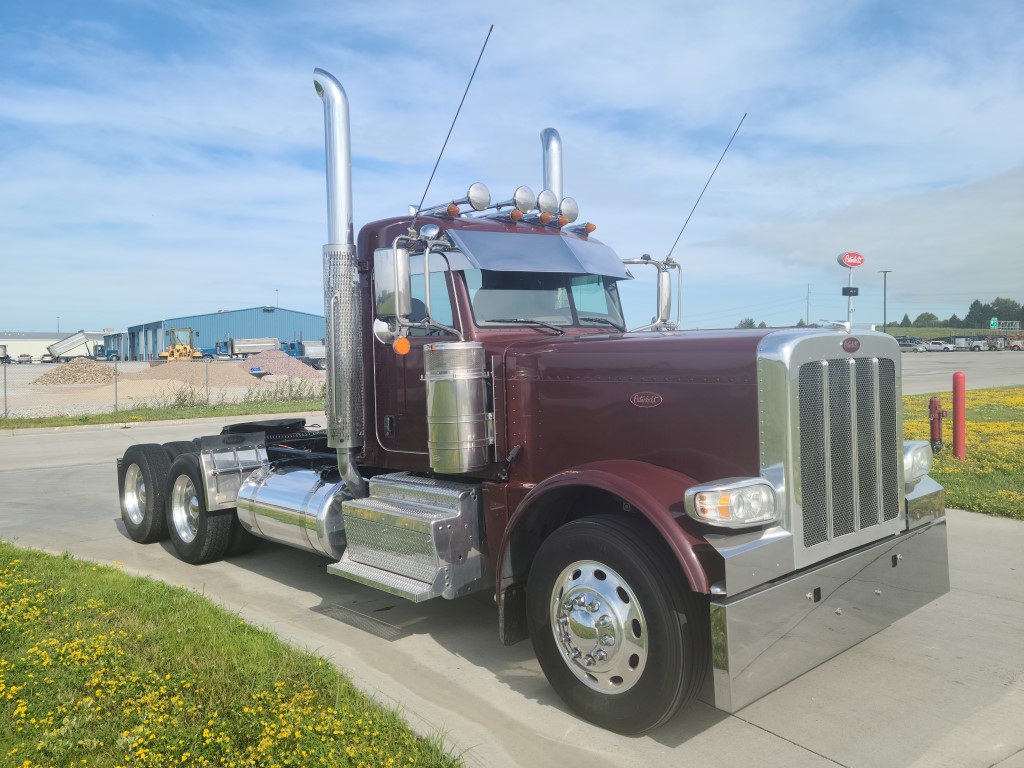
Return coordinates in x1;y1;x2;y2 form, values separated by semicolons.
702;484;949;713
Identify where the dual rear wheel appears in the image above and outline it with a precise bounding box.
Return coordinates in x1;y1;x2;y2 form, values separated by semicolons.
117;442;257;562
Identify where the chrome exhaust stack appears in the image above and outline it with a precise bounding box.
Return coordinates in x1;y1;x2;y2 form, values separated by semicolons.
314;68;367;497
540;127;563;201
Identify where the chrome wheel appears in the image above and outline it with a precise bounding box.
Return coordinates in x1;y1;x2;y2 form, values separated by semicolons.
170;474;200;544
123;463;146;526
550;560;648;694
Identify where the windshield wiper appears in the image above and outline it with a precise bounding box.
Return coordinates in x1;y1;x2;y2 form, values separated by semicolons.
488;318;565;336
578;316;625;331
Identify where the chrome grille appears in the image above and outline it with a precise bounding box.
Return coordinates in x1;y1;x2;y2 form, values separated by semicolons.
798;358;899;549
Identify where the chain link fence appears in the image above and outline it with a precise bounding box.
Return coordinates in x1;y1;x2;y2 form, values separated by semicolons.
1;352;326;420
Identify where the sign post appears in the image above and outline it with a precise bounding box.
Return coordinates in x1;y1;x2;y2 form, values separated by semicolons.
837;251;864;327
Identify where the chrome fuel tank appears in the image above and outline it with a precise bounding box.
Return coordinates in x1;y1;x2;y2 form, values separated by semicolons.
236;466;348;558
423;341;490;473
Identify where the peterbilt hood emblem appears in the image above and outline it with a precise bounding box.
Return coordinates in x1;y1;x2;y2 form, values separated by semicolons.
842;337;861;353
630;392;663;408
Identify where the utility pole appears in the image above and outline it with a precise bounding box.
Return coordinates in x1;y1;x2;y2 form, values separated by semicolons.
879;270;893;334
806;285;810;326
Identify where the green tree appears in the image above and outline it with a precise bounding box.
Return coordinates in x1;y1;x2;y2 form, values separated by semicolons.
945;313;962;328
913;312;939;327
737;318;755;329
795;318;807;327
964;300;991;328
900;313;913;328
990;297;1022;325
757;321;767;328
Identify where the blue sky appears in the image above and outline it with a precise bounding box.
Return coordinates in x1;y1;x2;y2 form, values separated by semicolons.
2;0;1023;333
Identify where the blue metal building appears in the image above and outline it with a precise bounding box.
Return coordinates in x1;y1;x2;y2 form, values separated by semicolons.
119;307;326;361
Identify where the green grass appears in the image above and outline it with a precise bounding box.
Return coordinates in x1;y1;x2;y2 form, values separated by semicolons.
903;387;1024;520
0;543;463;767
0;398;326;431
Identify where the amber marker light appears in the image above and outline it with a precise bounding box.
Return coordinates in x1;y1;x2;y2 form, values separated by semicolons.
583;222;597;233
510;209;524;222
539;212;553;224
393;337;411;355
556;215;569;228
446;203;461;217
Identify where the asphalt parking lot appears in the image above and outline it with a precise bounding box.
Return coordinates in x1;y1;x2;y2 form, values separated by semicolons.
1;353;1023;767
899;347;1024;395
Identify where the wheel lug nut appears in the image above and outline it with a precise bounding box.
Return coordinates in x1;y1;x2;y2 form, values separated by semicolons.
595;650;607;662
584;654;596;666
587;601;601;613
596;615;612;628
599;634;615;647
574;595;587;606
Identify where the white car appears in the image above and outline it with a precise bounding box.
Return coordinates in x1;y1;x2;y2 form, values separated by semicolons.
898;340;927;353
926;341;955;352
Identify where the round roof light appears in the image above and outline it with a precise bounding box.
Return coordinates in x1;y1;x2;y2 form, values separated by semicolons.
537;189;559;215
419;223;441;239
558;197;579;223
467;182;491;211
513;185;537;213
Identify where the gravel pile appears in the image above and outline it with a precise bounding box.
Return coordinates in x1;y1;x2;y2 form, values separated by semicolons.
121;361;260;387
236;350;324;380
32;358;117;385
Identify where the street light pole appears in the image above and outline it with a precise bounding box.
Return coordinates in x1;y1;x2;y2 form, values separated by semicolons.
57;316;60;334
275;289;279;307
878;270;893;334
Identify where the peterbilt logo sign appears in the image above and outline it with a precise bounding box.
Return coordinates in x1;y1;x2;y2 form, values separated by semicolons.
842;337;861;353
837;251;865;268
630;392;663;408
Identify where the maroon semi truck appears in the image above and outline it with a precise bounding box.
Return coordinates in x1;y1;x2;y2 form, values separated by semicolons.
116;68;949;733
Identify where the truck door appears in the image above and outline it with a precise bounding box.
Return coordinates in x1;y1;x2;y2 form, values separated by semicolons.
372;255;460;457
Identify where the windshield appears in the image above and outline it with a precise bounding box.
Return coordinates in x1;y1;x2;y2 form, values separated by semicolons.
169;329;191;346
465;269;625;330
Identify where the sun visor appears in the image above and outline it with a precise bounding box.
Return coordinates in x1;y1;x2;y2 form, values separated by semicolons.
446;229;631;279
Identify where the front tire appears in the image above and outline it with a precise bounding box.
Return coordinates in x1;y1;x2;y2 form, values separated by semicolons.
118;444;172;543
165;453;233;564
526;516;708;734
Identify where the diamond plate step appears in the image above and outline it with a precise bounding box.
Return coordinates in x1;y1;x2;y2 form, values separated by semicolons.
327;551;439;602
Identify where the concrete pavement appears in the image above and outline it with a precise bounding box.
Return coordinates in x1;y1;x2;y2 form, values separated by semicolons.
1;417;1022;767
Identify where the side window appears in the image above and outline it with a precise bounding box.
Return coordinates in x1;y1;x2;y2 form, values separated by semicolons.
409;261;456;336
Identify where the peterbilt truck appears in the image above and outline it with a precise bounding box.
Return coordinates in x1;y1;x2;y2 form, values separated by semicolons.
115;68;949;734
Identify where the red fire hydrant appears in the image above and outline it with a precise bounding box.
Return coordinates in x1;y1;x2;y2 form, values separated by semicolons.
929;396;948;453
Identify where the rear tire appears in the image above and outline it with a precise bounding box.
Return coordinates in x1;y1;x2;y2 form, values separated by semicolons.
162;440;199;460
226;521;261;556
526;516;709;734
165;453;233;564
118;444;172;543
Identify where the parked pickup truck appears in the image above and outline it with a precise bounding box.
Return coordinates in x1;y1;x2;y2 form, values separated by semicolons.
925;340;955;352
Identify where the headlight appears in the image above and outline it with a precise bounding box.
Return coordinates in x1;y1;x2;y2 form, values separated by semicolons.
684;478;778;528
903;440;934;483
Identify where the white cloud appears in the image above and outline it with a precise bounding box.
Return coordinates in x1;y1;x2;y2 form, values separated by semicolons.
0;0;1022;332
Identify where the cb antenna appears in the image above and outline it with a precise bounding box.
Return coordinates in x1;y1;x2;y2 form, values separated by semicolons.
666;112;746;260
409;24;494;235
